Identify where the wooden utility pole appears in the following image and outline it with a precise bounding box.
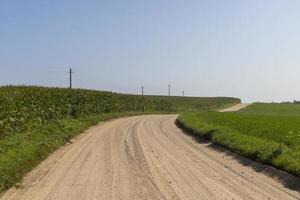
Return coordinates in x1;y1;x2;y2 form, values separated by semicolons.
69;68;73;89
142;85;145;112
69;67;76;116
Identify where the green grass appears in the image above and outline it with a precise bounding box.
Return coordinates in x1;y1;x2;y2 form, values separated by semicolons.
178;103;300;177
0;85;239;193
239;102;300;116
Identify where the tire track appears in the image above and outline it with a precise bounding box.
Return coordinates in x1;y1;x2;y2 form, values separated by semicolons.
1;115;299;200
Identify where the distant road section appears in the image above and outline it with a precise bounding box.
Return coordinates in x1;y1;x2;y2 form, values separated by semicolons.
1;115;299;200
220;103;250;112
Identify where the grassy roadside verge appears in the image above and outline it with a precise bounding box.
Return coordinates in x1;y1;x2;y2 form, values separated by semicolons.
0;112;153;193
176;112;300;177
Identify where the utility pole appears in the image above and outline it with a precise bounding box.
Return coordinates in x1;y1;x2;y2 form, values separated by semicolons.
168;84;171;96
142;85;145;112
182;91;185;97
69;68;74;89
69;67;76;116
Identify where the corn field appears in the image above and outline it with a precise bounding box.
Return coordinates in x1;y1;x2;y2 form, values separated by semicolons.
0;86;240;137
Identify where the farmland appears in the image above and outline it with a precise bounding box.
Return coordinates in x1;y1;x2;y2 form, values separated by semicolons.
0;85;239;193
177;103;300;177
0;86;240;138
239;102;300;116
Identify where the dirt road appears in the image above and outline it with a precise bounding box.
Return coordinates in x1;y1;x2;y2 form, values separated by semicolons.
220;103;250;112
1;115;299;200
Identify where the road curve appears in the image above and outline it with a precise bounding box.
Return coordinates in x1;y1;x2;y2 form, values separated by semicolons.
220;103;250;112
1;115;299;200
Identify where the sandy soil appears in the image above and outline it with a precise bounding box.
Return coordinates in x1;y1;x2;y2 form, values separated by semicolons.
1;115;299;200
220;103;250;112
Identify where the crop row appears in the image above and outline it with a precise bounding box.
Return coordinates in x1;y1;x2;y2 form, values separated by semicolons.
0;86;240;137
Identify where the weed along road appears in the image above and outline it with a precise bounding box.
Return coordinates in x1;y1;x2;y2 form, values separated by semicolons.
1;115;300;200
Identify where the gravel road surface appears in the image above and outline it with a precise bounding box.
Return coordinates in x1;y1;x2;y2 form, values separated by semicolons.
1;115;299;200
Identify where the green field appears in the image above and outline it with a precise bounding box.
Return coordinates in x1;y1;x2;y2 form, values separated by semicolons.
0;85;239;192
240;102;300;116
177;103;300;177
145;95;239;112
0;86;240;138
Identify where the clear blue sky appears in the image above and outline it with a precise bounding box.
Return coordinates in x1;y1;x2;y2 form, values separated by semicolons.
1;0;299;102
